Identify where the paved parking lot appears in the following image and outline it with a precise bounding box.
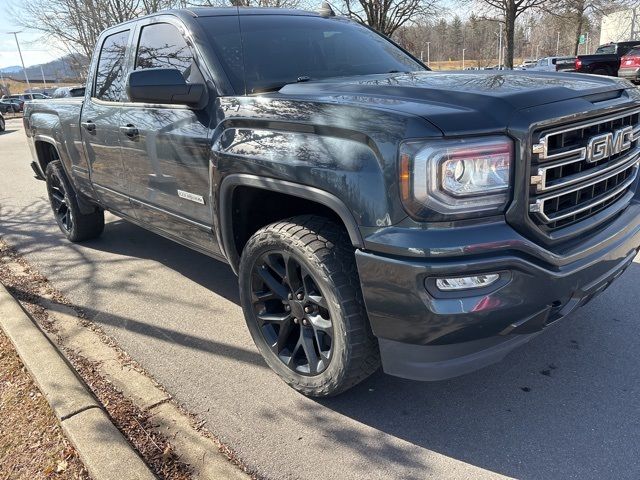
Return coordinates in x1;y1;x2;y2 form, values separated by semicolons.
1;117;639;479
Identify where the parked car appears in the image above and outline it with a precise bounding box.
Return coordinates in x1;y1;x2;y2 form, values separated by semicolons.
527;56;576;72
519;59;537;69
51;86;86;98
1;92;49;102
0;112;4;132
23;7;640;396
618;46;640;83
575;41;640;76
0;98;24;112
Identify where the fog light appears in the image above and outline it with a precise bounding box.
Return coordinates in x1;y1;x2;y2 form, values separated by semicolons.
435;274;500;291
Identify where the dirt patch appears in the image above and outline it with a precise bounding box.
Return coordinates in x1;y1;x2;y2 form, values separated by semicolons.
0;329;88;480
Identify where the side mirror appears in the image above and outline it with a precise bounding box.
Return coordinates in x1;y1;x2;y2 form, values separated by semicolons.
127;68;205;107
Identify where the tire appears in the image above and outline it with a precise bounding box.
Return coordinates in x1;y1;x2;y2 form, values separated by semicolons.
45;160;104;242
593;68;610;76
0;116;4;132
239;215;380;397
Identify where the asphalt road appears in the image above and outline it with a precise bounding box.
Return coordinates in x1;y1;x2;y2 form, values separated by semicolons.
2;117;639;480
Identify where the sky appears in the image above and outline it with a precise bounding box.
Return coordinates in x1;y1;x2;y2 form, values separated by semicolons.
0;0;64;69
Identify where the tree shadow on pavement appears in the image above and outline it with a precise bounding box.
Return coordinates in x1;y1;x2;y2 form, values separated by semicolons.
2;198;640;479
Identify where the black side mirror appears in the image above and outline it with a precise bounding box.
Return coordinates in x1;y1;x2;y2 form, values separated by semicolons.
127;68;205;108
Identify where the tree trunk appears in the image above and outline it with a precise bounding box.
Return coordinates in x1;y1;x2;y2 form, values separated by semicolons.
573;14;584;56
504;0;516;69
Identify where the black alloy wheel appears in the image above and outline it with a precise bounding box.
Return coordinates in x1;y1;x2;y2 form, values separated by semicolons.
239;215;380;397
47;168;74;233
251;250;334;376
45;160;104;242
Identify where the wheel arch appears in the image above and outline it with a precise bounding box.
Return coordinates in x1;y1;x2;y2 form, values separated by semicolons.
219;174;364;274
33;137;61;177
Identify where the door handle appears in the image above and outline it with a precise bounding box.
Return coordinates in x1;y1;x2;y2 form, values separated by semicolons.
81;121;96;133
119;124;138;139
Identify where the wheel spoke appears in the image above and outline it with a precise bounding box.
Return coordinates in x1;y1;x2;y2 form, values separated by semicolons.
284;338;303;367
307;293;328;310
256;311;291;325
308;314;333;337
273;318;294;354
252;289;280;304
257;265;289;300
300;328;320;374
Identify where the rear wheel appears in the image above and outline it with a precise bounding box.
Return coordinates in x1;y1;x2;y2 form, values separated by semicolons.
0;116;4;132
239;215;380;397
45;160;104;242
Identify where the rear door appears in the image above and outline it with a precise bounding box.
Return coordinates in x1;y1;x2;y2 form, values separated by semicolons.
81;27;135;216
119;17;218;253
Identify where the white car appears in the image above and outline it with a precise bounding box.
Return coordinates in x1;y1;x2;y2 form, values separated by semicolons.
519;59;537;69
527;56;576;72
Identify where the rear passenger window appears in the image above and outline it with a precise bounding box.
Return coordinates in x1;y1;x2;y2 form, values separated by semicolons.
94;30;129;102
135;23;200;82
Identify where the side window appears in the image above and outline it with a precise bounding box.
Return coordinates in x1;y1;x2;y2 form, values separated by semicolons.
94;30;130;102
135;23;200;82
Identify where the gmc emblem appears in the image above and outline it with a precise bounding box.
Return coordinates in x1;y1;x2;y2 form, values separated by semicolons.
586;126;634;163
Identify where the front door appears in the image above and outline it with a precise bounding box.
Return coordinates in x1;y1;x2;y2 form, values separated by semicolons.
81;28;135;216
120;19;218;253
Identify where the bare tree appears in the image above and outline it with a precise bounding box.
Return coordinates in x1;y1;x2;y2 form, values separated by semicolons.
470;0;548;69
341;0;440;37
552;0;631;55
12;0;300;64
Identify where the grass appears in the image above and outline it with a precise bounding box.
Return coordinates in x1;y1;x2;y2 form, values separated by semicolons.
0;328;88;479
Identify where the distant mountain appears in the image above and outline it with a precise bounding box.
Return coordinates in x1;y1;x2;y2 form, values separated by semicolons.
1;55;88;82
0;65;22;74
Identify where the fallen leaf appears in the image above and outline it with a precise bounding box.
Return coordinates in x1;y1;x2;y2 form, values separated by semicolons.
56;460;68;473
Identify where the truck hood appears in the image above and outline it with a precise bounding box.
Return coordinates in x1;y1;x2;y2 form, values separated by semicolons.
278;70;632;135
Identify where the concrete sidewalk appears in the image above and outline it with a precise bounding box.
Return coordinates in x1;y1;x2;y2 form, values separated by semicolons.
0;283;156;480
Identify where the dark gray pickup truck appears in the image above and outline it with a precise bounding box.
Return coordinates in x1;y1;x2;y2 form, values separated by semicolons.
24;7;640;396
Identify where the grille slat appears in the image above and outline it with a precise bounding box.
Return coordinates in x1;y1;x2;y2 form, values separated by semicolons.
530;109;640;233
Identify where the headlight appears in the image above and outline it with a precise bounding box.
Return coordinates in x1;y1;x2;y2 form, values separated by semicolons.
399;136;513;218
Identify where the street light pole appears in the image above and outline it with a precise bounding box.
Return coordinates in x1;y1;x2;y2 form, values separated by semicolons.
40;66;47;90
7;31;31;92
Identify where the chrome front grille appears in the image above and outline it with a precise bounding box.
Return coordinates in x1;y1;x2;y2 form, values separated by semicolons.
529;108;640;231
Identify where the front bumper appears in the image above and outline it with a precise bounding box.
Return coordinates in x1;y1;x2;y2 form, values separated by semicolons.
356;201;640;381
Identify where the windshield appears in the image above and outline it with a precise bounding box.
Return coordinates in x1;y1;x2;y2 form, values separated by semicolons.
199;15;425;94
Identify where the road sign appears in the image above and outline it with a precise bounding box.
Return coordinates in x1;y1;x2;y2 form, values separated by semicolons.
579;34;586;45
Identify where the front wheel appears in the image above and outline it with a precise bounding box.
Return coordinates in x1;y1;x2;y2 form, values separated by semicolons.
239;215;380;397
45;160;105;242
0;116;4;132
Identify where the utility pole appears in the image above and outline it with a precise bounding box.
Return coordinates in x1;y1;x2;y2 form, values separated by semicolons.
40;66;47;90
7;31;31;92
462;48;466;70
556;31;560;56
496;24;503;68
426;42;431;67
536;44;540;59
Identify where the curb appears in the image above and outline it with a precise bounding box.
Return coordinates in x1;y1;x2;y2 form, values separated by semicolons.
0;283;156;480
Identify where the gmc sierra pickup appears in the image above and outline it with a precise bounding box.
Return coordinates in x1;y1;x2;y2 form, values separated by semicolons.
24;6;640;397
